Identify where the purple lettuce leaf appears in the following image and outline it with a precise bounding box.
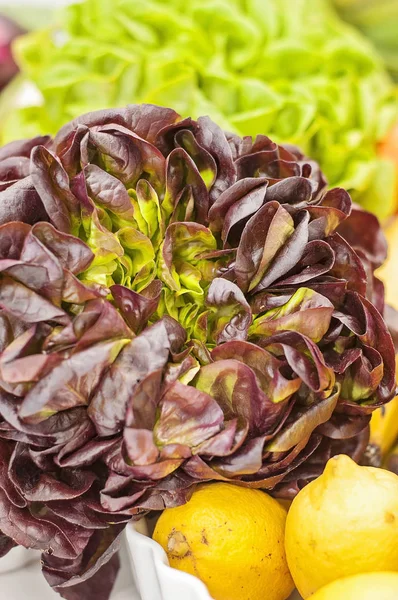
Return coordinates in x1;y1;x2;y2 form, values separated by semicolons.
111;281;162;334
0;531;15;558
0;177;49;227
42;525;124;600
206;278;251;343
30;146;81;235
88;318;185;436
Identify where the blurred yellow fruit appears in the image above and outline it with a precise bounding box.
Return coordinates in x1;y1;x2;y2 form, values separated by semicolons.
369;356;398;459
310;572;398;600
378;122;398;214
153;482;294;600
377;216;398;311
370;396;398;459
285;454;398;598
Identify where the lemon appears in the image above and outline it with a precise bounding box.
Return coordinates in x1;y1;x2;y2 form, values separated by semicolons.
310;572;398;600
153;482;294;600
285;454;398;598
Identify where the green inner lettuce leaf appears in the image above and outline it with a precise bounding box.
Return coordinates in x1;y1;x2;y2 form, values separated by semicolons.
2;0;397;219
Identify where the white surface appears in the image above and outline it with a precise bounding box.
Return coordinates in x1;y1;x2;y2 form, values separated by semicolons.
0;546;37;574
0;538;140;600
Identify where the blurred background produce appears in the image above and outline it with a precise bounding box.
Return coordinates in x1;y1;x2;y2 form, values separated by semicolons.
366;357;398;466
377;215;398;311
377;123;398;215
0;0;397;219
333;0;398;82
0;16;25;91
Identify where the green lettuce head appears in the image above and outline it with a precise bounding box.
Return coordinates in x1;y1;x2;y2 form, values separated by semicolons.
2;0;398;219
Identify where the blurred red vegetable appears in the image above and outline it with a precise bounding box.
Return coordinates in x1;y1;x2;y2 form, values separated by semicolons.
0;16;25;92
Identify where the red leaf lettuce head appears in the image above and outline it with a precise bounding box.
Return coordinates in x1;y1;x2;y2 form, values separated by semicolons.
0;104;395;598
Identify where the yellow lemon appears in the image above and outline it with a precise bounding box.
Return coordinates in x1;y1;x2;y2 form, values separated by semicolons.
285;454;398;598
153;482;294;600
310;572;398;600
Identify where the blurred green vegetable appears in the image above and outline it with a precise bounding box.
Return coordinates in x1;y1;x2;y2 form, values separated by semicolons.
2;0;398;218
333;0;398;82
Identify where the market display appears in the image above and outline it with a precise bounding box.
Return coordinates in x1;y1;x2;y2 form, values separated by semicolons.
0;0;397;597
